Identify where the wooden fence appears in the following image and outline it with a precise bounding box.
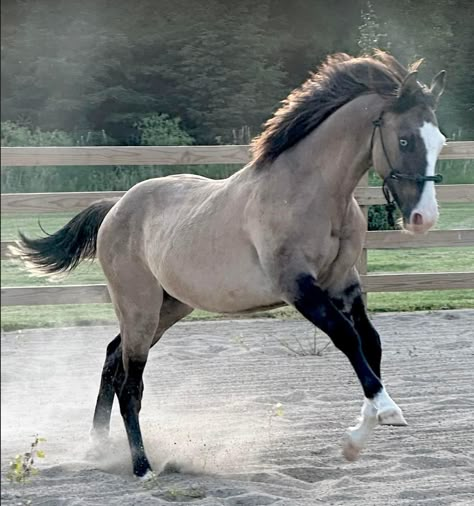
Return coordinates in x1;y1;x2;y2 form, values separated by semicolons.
1;143;474;307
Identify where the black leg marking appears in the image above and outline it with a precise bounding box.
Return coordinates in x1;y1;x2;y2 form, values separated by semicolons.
293;275;382;399
115;358;151;477
92;334;121;438
333;286;382;380
351;294;382;380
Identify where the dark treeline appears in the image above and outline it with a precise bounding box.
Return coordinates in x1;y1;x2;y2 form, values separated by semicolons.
1;0;473;145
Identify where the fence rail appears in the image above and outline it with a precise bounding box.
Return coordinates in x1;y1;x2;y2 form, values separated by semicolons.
1;141;472;166
1;142;473;307
2;185;473;214
0;145;251;166
2;271;474;307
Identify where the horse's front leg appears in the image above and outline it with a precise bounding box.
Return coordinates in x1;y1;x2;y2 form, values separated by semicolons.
284;274;406;459
333;285;407;460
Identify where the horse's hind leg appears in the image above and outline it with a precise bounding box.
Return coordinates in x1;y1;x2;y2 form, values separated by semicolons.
94;259;165;478
91;282;193;477
152;292;194;345
117;292;194;478
91;333;122;442
91;294;193;443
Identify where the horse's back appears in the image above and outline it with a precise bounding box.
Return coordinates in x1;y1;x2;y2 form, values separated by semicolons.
97;173;223;263
122;173;222;212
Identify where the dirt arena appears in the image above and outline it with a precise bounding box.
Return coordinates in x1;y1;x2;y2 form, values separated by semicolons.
1;310;473;505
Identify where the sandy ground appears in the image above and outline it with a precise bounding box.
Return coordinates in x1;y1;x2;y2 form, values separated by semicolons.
1;310;474;505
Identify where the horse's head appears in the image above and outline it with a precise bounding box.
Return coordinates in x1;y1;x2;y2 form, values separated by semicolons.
371;70;446;234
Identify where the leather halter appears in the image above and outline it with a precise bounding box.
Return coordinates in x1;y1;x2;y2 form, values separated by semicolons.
370;112;443;226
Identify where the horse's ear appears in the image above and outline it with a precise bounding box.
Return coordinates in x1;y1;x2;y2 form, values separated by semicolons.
397;71;420;98
430;70;446;105
394;71;422;110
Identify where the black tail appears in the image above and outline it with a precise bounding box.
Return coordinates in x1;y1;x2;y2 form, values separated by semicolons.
13;199;117;275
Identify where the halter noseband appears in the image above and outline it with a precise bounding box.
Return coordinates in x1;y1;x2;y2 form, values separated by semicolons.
370;112;443;226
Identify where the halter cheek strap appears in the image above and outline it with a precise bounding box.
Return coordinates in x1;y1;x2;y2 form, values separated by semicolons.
370;112;443;226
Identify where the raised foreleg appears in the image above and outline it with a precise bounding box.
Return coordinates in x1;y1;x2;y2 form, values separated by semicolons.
282;273;406;460
331;281;406;460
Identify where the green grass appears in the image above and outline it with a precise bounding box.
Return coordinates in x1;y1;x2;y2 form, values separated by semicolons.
366;202;474;311
368;247;474;273
436;202;474;229
1;203;473;330
367;290;474;312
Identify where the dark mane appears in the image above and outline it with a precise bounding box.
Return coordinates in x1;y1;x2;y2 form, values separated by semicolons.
251;51;434;167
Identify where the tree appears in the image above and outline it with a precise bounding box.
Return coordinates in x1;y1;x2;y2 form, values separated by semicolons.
1;0;472;142
357;1;390;54
375;0;474;138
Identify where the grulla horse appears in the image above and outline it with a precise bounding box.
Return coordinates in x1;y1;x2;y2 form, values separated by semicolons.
14;51;446;478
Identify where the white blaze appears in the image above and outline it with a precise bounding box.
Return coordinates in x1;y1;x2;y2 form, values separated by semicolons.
414;122;446;224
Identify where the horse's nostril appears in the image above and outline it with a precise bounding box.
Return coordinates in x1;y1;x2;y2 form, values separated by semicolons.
412;212;423;226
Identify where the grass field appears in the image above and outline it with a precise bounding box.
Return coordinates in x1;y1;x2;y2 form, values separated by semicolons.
1;203;473;330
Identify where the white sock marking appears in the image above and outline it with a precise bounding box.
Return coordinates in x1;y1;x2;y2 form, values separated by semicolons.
371;387;398;412
348;398;378;446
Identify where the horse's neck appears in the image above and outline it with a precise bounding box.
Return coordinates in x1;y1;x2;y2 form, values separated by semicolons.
287;94;384;204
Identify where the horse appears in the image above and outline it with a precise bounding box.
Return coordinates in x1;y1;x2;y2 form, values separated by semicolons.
14;51;446;478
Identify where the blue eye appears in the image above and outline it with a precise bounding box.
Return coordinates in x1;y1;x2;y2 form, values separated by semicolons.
399;138;408;147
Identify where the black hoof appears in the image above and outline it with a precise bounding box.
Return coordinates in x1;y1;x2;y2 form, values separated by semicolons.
134;456;152;478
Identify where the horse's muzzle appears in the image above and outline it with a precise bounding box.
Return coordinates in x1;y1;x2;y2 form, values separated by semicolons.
404;209;438;234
